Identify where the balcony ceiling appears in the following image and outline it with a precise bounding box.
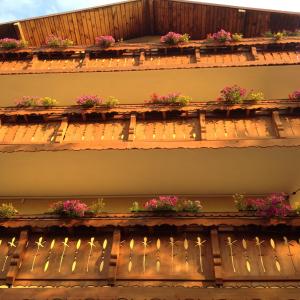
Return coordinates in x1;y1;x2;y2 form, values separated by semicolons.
0;147;299;197
0;0;300;46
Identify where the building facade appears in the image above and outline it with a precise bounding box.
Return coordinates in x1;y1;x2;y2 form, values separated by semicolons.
0;0;300;299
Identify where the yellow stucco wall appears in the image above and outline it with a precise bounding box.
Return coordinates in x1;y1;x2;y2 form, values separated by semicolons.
0;65;299;106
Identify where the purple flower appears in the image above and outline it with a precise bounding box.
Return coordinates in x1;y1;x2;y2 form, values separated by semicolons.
15;96;40;107
218;85;246;103
0;38;27;49
160;32;189;45
51;200;88;217
145;92;190;106
144;195;178;211
245;193;291;218
95;36;115;48
45;34;73;47
289;90;300;100
207;29;232;43
76;95;103;107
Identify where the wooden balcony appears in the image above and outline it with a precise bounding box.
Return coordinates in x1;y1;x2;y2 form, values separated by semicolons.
0;212;300;299
0;100;299;152
0;37;299;74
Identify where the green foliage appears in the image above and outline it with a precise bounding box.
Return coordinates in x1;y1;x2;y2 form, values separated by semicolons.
89;198;106;214
0;203;18;218
246;91;265;102
104;96;120;108
233;193;246;210
273;32;284;40
40;97;58;107
130;201;140;212
232;33;243;42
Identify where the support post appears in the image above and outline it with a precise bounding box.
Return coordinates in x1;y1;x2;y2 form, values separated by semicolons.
272;111;286;138
55;117;68;143
13;22;25;42
199;112;206;140
210;227;223;286
251;46;259;60
195;48;201;62
108;228;121;286
128;114;136;141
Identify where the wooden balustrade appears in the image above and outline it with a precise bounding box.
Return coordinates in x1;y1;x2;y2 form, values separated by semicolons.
0;37;299;74
0;212;300;289
0;100;299;151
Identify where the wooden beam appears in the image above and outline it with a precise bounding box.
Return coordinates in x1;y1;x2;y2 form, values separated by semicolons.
251;46;259;60
139;51;145;65
107;228;121;286
272;111;286;138
195;48;201;63
128;113;136;141
13;22;25;42
210;228;223;286
54;117;68;143
148;0;155;35
199;112;206;140
6;230;29;285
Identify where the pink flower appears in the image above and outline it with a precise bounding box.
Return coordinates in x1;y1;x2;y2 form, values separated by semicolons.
95;36;115;48
219;85;246;103
209;29;232;43
51;200;88;217
289;90;300;100
76;95;102;107
160;32;189;45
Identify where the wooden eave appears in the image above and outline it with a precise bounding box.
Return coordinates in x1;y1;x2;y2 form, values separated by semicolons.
1;0;300;47
1;212;300;228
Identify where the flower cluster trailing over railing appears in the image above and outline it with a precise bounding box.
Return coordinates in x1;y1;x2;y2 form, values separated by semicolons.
160;32;190;45
144;195;178;211
145;92;191;106
50;200;89;217
0;203;18;218
234;193;291;218
76;95;103;107
130;196;202;213
0;38;28;50
76;95;120;108
207;29;243;43
45;34;74;47
289;90;300;100
15;96;58;107
218;85;265;104
95;35;115;48
10;87;300;109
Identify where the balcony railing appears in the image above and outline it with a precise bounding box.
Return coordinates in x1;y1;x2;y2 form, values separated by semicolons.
0;37;299;74
0;100;299;151
0;212;300;289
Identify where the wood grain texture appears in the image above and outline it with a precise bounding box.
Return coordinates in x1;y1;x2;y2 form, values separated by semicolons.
1;0;300;46
0;101;299;151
